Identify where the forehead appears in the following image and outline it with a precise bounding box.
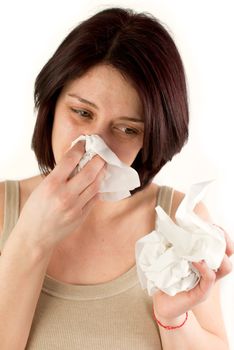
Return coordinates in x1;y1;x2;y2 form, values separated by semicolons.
62;64;142;112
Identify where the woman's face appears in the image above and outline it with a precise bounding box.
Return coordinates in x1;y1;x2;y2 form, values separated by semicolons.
52;64;144;166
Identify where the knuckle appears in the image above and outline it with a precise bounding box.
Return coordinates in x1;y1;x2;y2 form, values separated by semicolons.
57;191;72;211
209;272;216;283
205;267;216;281
66;150;79;164
222;261;232;275
85;169;97;183
203;268;216;284
43;178;60;197
63;209;76;223
73;139;85;150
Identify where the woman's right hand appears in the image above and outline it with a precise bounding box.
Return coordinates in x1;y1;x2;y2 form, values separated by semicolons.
14;141;106;252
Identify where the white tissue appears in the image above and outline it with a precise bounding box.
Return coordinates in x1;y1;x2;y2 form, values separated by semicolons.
135;181;226;296
69;134;140;201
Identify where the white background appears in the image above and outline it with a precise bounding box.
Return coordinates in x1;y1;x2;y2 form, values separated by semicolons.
0;0;233;348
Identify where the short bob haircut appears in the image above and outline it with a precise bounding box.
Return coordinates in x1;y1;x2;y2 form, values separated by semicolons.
32;7;189;194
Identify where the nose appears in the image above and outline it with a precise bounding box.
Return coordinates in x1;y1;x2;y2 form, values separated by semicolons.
87;121;113;148
83;123;113;151
95;131;113;150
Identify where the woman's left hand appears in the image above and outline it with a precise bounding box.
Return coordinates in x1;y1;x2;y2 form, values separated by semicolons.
152;228;234;322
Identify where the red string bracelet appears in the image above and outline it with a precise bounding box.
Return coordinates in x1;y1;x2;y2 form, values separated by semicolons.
153;307;188;330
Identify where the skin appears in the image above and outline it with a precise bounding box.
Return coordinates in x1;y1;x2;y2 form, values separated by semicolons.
51;63;145;223
52;64;144;166
7;63;159;284
0;63;233;348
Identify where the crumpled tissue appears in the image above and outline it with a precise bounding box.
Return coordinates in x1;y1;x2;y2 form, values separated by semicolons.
69;134;140;201
135;181;226;296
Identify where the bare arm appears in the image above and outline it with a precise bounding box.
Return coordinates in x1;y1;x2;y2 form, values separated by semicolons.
0;233;53;349
156;283;229;350
153;191;233;350
0;142;106;349
0;182;47;349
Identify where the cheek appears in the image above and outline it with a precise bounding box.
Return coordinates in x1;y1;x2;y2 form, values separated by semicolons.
112;143;142;166
52;114;82;163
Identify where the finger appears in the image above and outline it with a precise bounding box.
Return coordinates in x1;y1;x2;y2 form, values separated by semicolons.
153;289;191;319
216;254;233;280
213;224;234;256
189;261;216;302
50;141;86;182
224;232;234;257
78;165;106;207
67;155;106;194
81;193;100;219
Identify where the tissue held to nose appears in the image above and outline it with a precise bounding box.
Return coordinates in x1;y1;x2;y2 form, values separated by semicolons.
69;134;140;201
135;181;226;296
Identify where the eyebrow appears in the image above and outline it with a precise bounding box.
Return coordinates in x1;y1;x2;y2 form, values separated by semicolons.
68;94;98;109
67;93;144;123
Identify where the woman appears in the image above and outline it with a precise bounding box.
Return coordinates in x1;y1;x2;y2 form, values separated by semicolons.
0;7;233;350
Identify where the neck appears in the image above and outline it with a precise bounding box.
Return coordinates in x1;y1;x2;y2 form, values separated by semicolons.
85;194;134;226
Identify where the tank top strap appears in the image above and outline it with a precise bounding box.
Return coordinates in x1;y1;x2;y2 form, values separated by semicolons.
0;180;19;251
156;185;174;216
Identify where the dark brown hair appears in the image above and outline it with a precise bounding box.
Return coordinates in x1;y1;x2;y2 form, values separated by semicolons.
32;7;189;193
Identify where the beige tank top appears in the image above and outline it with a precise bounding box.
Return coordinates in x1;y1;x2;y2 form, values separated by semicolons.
0;180;174;350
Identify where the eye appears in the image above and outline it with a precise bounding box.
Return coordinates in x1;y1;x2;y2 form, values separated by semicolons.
124;127;139;135
117;126;141;136
71;108;92;119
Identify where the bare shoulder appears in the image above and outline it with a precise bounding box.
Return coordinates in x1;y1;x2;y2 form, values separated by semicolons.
18;175;44;213
0;175;44;239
